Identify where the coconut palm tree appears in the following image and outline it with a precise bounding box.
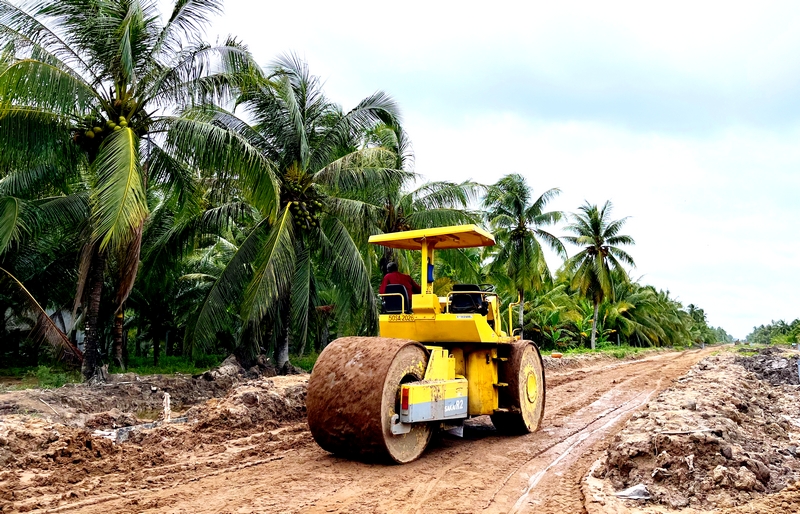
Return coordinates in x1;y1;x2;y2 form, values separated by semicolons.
186;55;406;369
563;201;635;349
0;0;273;379
483;174;565;333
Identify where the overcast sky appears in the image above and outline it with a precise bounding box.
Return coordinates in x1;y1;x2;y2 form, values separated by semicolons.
203;0;799;338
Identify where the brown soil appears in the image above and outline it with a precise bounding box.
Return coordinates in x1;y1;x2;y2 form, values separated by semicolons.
0;373;238;425
586;346;800;514
2;345;797;514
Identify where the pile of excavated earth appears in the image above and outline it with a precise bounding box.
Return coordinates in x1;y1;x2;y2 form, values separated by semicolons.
0;356;309;512
586;346;800;513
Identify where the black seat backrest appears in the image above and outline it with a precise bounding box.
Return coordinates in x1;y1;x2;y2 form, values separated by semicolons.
382;284;411;314
450;284;486;314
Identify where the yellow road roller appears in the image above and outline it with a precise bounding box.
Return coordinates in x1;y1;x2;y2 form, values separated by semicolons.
307;225;546;463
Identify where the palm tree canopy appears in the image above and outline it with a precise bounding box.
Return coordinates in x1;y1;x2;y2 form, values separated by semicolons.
0;0;273;253
564;200;635;303
484;173;565;296
186;55;408;360
0;0;276;376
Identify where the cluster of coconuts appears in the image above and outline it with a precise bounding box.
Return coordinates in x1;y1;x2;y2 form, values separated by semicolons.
290;198;324;230
283;179;324;230
73;115;130;149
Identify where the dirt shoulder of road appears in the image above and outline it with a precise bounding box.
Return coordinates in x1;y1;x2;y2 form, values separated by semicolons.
584;346;800;514
542;347;672;371
0;374;309;512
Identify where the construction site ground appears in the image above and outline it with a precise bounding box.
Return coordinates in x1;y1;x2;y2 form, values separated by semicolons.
2;345;799;514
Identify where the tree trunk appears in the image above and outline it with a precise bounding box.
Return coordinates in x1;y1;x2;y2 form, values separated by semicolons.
317;320;329;352
122;322;129;366
0;301;6;347
135;333;141;357
380;248;396;275
275;309;290;371
590;300;599;350
153;329;161;366
81;249;107;381
518;289;524;340
112;309;125;370
166;329;174;356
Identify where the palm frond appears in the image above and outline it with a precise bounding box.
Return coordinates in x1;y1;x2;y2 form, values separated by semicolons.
318;216;374;311
186;217;272;356
240;207;296;338
0;0;97;82
313;147;407;192
0;266;82;362
405;207;480;229
289;245;313;349
0;58;98;114
160;112;279;217
113;220;142;309
90;127;148;251
0;194;24;254
155;0;222;54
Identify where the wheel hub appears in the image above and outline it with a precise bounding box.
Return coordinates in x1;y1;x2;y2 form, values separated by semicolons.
526;372;538;403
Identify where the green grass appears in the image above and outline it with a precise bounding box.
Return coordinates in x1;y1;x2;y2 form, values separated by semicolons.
292;352;319;372
0;355;226;391
33;366;81;388
559;343;660;359
0;365;81;391
115;354;226;376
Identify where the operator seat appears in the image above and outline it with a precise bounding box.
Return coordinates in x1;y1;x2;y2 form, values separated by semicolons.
450;284;488;315
382;284;412;314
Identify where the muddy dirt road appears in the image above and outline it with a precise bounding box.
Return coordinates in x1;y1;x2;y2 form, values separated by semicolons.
3;348;716;514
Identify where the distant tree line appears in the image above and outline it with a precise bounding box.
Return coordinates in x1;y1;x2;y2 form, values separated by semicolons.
747;320;800;345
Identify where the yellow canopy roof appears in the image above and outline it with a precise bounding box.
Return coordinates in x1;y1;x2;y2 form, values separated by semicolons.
368;225;495;250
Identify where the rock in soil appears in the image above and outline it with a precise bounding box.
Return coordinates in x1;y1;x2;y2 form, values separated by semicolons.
596;348;800;511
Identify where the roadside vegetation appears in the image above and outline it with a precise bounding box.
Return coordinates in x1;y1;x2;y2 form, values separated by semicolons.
747;319;800;346
0;0;732;381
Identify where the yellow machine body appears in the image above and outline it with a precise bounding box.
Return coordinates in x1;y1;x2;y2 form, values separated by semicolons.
399;347;468;423
370;225;517;417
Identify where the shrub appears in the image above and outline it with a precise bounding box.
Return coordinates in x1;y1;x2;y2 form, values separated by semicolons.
29;366;78;388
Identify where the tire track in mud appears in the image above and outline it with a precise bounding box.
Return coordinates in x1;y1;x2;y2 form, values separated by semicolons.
478;356;680;513
497;349;711;514
507;387;661;513
22;349;713;514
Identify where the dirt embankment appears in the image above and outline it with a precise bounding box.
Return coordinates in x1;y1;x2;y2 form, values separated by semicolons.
0;354;292;424
541;348;669;372
587;347;800;513
0;375;308;512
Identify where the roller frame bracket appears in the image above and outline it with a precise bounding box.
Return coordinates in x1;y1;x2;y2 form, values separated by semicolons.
444;424;464;438
390;414;412;435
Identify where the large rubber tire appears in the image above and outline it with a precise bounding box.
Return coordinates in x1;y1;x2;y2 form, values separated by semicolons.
307;336;432;463
491;341;546;434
